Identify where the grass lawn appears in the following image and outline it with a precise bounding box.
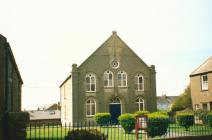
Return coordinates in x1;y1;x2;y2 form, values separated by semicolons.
26;123;212;140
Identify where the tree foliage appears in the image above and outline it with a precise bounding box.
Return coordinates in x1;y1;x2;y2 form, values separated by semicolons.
171;85;192;112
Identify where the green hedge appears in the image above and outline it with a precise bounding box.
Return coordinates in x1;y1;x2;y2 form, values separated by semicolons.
206;112;212;128
176;112;194;131
64;129;107;140
147;112;169;137
118;114;135;133
134;111;149;117
94;113;111;126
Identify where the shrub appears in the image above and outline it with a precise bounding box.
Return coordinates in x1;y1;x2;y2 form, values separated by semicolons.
94;113;111;126
147;112;169;137
206;112;212;128
134;111;149;117
64;129;107;140
118;113;135;133
176;112;194;131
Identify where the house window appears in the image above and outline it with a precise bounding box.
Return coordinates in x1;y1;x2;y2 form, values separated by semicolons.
202;103;208;111
85;74;96;92
86;99;96;116
104;71;113;87
201;75;208;90
195;104;200;110
117;71;127;87
136;97;144;111
135;74;144;91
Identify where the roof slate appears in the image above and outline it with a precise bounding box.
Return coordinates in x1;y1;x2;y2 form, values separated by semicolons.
190;56;212;76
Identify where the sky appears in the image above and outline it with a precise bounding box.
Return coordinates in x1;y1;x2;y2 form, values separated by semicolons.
0;0;212;110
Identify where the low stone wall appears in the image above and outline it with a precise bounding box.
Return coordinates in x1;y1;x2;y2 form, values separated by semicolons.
158;135;212;140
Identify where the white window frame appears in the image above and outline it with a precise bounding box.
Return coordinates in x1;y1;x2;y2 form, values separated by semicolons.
86;99;96;117
85;74;96;92
195;104;200;110
201;75;208;90
117;71;127;87
104;71;114;87
136;97;145;111
135;74;144;91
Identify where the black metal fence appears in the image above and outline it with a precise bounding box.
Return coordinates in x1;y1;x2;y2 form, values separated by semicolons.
26;118;212;140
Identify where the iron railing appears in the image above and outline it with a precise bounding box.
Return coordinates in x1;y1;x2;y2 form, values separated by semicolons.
26;118;212;140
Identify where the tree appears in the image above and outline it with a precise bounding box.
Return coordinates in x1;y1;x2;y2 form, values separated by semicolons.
171;85;192;112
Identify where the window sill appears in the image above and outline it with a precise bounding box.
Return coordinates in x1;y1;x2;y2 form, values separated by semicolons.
104;86;114;88
136;90;144;92
86;115;94;118
118;86;128;88
201;89;208;92
86;91;96;93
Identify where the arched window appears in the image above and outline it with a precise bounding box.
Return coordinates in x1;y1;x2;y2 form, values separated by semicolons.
136;97;144;111
86;99;96;116
85;74;96;92
135;74;144;91
117;71;127;87
104;71;113;87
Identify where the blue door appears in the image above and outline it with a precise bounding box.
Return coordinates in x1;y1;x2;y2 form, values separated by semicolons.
109;104;121;124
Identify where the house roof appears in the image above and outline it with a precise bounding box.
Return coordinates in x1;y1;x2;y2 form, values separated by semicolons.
28;110;60;120
0;34;23;84
190;56;212;76
77;31;151;70
157;95;178;104
60;31;155;88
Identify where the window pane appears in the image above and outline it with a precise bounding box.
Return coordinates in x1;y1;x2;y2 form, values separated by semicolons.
109;73;112;80
91;84;95;91
139;83;143;90
123;80;127;86
91;77;95;84
104;80;108;86
86;104;90;115
139;77;143;83
109;79;112;86
140;103;144;111
123;74;126;79
92;104;95;115
86;77;90;83
86;83;90;91
118;74;122;80
203;75;208;81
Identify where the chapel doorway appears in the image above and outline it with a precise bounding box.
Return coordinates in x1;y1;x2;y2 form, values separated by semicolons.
109;97;121;124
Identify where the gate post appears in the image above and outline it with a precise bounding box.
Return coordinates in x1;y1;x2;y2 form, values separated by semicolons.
135;115;148;140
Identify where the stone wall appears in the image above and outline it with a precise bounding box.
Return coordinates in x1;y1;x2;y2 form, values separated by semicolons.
0;34;23;139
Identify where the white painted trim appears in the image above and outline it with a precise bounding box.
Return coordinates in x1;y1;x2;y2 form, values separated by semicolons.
201;75;208;90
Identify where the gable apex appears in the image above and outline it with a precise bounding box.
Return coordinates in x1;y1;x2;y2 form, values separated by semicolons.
78;31;151;70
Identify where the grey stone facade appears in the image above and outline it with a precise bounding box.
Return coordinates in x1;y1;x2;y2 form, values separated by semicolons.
60;31;157;124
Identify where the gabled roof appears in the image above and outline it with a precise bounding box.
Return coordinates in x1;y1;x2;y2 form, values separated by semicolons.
0;34;23;84
190;56;212;76
157;95;178;104
78;31;150;69
28;110;60;120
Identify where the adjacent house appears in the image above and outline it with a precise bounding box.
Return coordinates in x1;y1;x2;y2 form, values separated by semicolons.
60;31;157;125
28;103;61;124
190;56;212;111
28;110;60;125
0;34;23;139
157;95;177;111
